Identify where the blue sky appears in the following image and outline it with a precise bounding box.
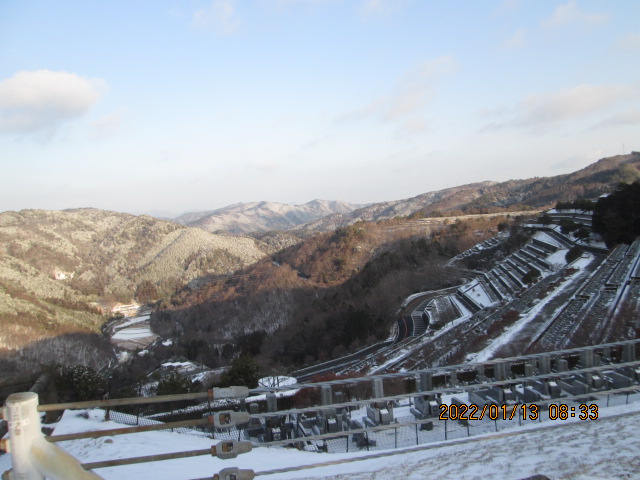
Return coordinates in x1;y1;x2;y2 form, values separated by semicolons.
1;0;639;215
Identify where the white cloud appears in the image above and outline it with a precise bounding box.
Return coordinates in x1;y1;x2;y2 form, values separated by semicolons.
400;116;429;134
360;0;407;18
0;70;106;135
542;1;608;29
516;84;632;126
590;109;640;130
193;0;240;35
502;28;527;49
338;56;457;127
89;109;125;138
482;84;636;131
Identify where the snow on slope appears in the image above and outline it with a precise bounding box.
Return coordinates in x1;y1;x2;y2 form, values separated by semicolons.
472;254;596;363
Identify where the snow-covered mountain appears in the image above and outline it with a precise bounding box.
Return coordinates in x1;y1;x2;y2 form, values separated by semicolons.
173;199;361;234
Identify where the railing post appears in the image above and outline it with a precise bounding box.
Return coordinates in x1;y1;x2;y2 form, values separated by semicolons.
4;392;104;480
5;392;44;480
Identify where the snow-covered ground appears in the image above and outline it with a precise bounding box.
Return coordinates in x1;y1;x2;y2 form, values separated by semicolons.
458;280;496;309
110;315;158;350
2;401;639;479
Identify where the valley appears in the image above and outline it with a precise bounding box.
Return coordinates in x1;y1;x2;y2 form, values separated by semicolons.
0;153;639;396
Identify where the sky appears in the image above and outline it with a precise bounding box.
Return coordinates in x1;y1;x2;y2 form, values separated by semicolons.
1;0;639;216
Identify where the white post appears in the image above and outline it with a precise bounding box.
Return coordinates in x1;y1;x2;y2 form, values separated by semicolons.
5;392;44;480
30;437;104;480
4;392;104;480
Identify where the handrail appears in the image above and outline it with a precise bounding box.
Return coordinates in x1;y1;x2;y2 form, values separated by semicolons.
2;389;251;480
38;386;249;412
2;339;638;480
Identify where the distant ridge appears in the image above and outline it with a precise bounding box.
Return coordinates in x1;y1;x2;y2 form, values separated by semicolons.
293;153;640;235
173;199;361;234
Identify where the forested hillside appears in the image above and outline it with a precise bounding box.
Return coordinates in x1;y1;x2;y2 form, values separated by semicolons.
149;215;513;371
0;208;267;377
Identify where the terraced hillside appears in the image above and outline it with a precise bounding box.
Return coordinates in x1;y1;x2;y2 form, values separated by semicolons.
345;229;640;375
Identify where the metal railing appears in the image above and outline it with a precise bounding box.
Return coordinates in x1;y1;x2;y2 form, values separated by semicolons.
2;339;639;479
1;387;253;480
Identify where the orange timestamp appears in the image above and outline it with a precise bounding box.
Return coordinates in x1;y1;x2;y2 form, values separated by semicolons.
439;403;599;421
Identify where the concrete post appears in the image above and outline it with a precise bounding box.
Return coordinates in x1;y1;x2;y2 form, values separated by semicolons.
493;362;505;381
31;437;104;480
5;392;44;480
449;370;458;387
4;392;103;480
476;365;486;382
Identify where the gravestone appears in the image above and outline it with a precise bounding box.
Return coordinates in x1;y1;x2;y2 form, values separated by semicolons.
266;392;277;412
580;348;594;368
593;353;602;366
547;381;561;398
622;343;636;362
419;372;433;392
320;386;332;406
412;395;429;418
365;405;381;426
555;359;569;372
524;363;534;377
494;362;506;381
334;391;346;414
607;371;633;388
591;375;604;389
372;378;384;400
538;355;551;375
421;420;434;431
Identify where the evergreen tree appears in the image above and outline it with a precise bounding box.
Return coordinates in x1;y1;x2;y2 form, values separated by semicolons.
156;371;197;395
221;355;261;388
593;181;640;246
56;364;106;402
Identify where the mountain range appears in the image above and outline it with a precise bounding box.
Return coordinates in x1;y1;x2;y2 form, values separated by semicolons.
1;152;639;378
173;199;360;234
165;153;640;236
291;153;640;234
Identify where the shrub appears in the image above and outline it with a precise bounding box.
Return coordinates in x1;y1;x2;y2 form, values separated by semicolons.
56;364;106;402
221;355;261;388
565;246;583;264
155;371;198;396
